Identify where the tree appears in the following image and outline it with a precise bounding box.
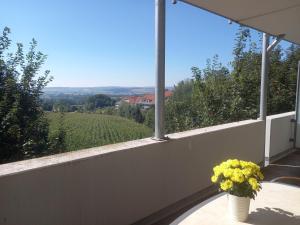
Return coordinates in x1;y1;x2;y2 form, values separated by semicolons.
118;103;144;123
49;112;66;153
272;44;300;113
164;79;195;132
162;26;300;134
171;79;193;102
191;55;233;127
0;27;52;163
144;106;154;130
231;27;261;120
85;94;115;111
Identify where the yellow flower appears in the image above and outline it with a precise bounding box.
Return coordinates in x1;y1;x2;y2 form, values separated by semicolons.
213;165;222;177
212;160;263;196
223;160;232;168
223;168;233;178
219;162;228;171
240;160;247;168
231;168;245;183
257;171;264;180
230;159;240;168
211;175;218;183
220;179;233;191
242;167;253;177
248;162;260;171
248;178;259;191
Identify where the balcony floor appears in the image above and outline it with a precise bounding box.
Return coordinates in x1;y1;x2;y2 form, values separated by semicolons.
263;150;300;186
147;150;300;225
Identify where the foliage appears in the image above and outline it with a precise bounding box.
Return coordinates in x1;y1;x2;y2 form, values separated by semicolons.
0;27;52;163
2;24;300;162
118;102;144;123
47;112;152;151
42;94;116;113
165;79;195;133
164;26;300;134
96;106;118;115
211;159;264;199
143;106;155;130
48;112;66;153
171;79;193;102
165;100;194;133
42;94;88;112
85;94;115;111
192;55;233;126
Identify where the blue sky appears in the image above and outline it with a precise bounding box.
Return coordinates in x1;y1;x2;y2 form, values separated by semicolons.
0;0;291;87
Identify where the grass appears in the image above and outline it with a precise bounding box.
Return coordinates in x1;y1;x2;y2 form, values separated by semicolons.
47;112;152;151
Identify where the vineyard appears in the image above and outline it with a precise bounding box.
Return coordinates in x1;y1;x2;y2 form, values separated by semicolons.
47;112;152;151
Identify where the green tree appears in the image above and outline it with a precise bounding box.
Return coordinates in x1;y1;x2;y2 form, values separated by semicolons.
49;112;66;153
118;103;144;123
85;94;115;111
165;79;195;132
271;44;300;113
231;27;261;120
163;26;300;134
171;79;193;102
192;55;233;126
144;106;155;130
0;27;52;163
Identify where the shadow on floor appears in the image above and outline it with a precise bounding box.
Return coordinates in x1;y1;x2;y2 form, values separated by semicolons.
246;207;300;225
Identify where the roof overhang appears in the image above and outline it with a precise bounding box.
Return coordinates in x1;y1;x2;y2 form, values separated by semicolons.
180;0;300;45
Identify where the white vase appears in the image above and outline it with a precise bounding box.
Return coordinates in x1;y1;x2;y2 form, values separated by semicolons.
228;194;250;222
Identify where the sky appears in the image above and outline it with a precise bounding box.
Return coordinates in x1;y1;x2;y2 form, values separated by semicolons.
0;0;291;87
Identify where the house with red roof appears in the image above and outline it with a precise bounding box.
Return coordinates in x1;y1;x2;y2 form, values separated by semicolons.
119;90;172;109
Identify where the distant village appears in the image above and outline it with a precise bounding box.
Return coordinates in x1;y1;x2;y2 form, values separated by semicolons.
44;90;173;112
116;90;173;109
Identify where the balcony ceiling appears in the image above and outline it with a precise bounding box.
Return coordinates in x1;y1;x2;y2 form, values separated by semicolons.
180;0;300;45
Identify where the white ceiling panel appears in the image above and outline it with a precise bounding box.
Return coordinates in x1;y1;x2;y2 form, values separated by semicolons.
180;0;300;44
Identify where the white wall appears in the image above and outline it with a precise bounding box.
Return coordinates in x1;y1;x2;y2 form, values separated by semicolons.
265;112;295;160
0;120;264;225
297;122;300;148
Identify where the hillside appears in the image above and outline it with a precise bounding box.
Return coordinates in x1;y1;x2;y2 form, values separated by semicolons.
47;112;152;151
43;86;156;96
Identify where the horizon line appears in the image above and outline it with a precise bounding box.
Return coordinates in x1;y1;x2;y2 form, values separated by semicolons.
45;86;174;88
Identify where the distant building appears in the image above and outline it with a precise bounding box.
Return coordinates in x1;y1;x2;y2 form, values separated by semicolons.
119;90;173;109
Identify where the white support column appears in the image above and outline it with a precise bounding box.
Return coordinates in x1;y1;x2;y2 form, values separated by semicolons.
260;33;285;166
260;33;270;166
154;0;166;140
294;61;300;148
259;33;270;121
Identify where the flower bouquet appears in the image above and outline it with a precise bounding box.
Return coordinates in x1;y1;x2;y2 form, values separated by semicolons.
211;159;264;222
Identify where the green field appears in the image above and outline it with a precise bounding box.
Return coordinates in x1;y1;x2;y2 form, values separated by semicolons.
47;112;152;151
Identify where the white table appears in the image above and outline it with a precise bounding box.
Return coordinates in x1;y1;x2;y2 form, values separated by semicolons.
170;183;300;225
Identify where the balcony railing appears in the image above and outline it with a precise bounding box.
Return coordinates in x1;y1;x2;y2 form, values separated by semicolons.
0;112;297;225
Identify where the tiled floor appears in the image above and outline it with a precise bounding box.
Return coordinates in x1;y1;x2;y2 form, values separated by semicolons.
149;150;300;225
